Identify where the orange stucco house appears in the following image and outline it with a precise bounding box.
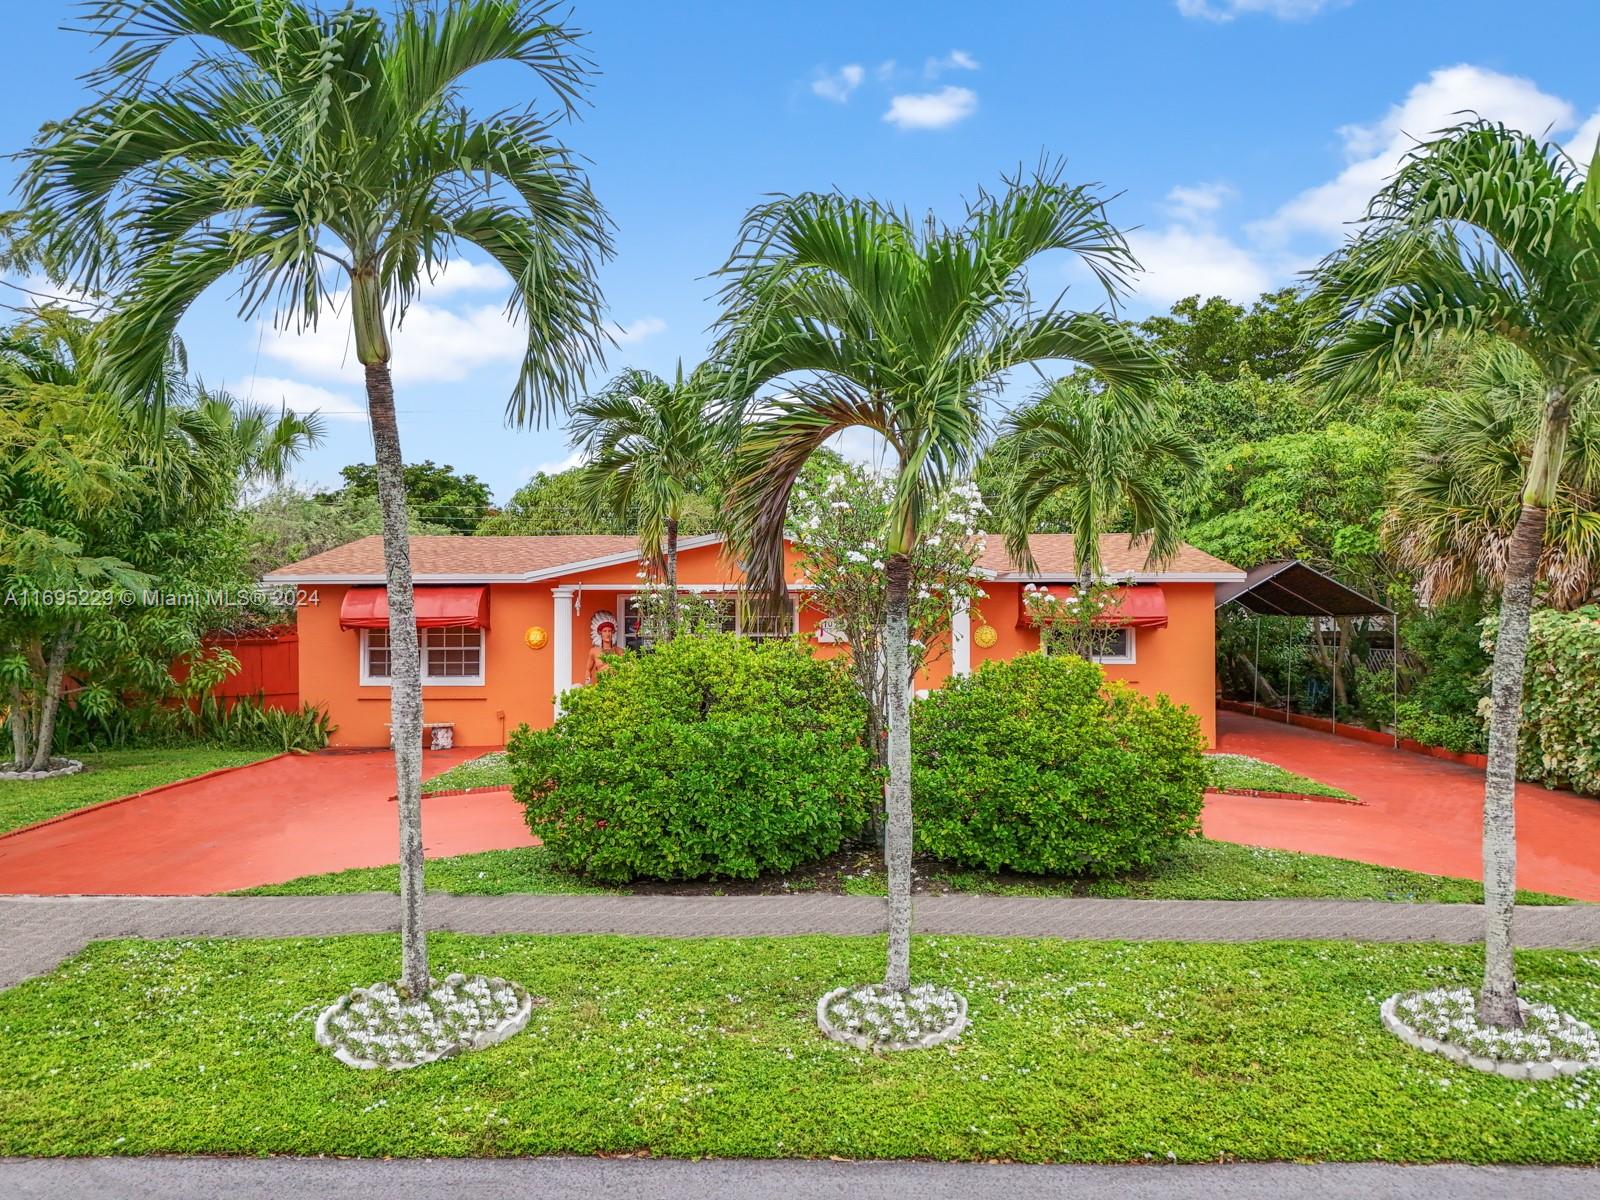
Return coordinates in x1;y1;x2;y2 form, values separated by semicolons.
264;533;1244;749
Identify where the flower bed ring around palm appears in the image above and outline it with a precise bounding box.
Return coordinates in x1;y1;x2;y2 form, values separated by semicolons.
1381;988;1600;1081
817;982;968;1051
315;973;539;1070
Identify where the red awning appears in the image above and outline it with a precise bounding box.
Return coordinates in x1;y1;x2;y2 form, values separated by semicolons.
1017;584;1167;629
339;586;490;631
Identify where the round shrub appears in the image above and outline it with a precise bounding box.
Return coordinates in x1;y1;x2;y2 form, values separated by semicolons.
508;633;874;883
912;653;1207;876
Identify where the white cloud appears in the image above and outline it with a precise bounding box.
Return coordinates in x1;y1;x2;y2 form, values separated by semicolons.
423;258;508;295
1128;227;1278;306
1177;0;1346;20
259;292;525;387
1254;64;1576;242
529;450;585;478
883;86;978;131
825;425;896;469
1165;182;1238;221
812;63;865;103
244;374;367;422
613;316;667;345
1563;109;1600;171
1130;180;1275;304
924;49;979;78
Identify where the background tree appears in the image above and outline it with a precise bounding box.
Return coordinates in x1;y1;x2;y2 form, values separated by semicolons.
1312;120;1600;1029
1;308;318;769
1387;344;1600;611
786;458;986;794
331;460;493;535
987;378;1200;577
569;365;721;638
1133;288;1313;382
715;166;1160;995
20;0;610;997
242;484;454;578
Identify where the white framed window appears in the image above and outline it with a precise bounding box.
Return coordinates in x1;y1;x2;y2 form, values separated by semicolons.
738;596;798;640
1041;625;1136;665
361;626;485;686
616;593;797;649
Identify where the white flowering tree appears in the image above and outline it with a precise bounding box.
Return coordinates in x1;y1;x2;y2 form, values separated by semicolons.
787;462;987;786
1021;580;1128;660
627;567;731;647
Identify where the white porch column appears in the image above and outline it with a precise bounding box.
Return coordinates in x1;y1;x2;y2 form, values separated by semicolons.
950;596;972;677
552;585;575;717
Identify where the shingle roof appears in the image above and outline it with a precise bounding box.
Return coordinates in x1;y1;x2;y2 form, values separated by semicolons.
264;535;645;581
265;531;1242;582
975;534;1243;579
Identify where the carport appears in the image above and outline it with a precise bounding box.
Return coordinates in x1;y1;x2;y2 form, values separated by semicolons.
1214;560;1396;745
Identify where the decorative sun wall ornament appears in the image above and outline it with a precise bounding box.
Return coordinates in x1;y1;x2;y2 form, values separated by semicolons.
973;623;999;649
523;626;548;651
590;610;618;646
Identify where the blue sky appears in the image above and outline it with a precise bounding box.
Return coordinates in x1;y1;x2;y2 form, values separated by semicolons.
4;0;1600;503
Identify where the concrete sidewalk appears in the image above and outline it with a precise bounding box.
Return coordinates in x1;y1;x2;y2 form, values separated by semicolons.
5;892;1599;989
5;1156;1597;1200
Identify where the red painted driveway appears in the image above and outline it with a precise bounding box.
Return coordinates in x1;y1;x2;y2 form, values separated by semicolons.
1204;712;1600;901
0;749;535;895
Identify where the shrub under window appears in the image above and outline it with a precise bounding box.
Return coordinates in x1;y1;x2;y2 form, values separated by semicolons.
912;653;1207;876
508;633;874;883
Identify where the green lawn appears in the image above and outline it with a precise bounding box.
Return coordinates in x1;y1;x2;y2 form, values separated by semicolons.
0;748;273;835
423;751;509;794
2;933;1598;1161
1207;753;1356;801
237;837;1573;904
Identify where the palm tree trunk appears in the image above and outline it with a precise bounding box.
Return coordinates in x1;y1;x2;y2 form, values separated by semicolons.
665;516;680;640
27;635;71;771
883;552;914;992
1478;383;1569;1029
365;358;430;999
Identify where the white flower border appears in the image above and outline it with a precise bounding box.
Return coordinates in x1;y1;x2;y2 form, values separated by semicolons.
1381;990;1600;1081
315;973;536;1071
816;983;969;1052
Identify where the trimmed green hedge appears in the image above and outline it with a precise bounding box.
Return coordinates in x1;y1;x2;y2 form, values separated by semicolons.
912;653;1207;875
509;634;873;883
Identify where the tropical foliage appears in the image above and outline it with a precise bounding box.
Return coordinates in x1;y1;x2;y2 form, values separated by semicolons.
18;0;613;997
912;654;1207;876
569;365;723;636
1485;605;1600;796
714;164;1162;993
987;379;1201;578
1311;119;1600;1030
508;634;872;883
1;309;317;770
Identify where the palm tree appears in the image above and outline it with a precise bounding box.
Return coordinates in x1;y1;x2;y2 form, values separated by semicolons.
713;166;1160;994
1387;344;1600;610
569;364;719;638
990;378;1201;578
19;0;610;997
1312;121;1600;1029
